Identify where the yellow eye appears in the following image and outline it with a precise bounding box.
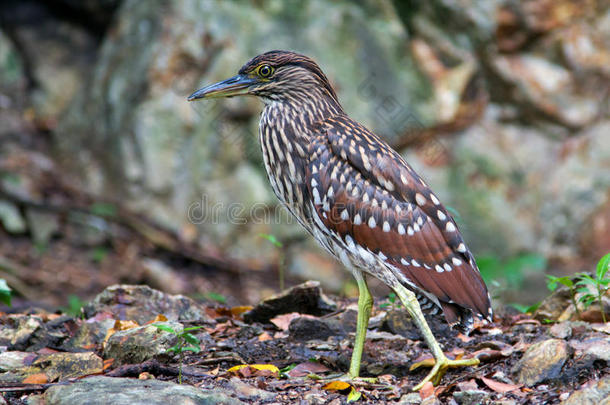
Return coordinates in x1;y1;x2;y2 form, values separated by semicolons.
257;64;274;78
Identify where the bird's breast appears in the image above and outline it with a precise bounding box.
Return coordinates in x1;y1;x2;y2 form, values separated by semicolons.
259;105;312;225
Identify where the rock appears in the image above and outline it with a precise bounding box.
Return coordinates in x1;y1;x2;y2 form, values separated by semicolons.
0;315;43;348
83;285;212;324
0;352;103;383
103;321;182;366
453;389;491;405
64;318;116;350
0;351;36;372
0;200;26;233
398;392;422;404
561;376;610;405
512;339;570;386
223;377;275;402
243;281;336;323
289;317;336;341
25;209;59;246
44;375;244;405
569;337;610;362
548;322;573;339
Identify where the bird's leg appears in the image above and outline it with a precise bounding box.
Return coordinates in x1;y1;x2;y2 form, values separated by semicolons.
348;269;373;378
392;284;479;391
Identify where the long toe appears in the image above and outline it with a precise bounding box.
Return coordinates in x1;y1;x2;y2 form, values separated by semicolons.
412;356;480;391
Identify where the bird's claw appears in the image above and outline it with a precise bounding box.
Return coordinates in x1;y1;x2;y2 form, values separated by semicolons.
411;355;480;391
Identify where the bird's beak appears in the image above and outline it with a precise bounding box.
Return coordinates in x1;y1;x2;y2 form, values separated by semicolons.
187;74;257;101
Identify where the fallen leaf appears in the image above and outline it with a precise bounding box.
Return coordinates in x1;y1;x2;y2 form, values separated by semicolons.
146;314;168;324
231;306;253;317
23;373;48;384
322;380;352;392
287;361;330;377
258;332;272;341
103;319;140;346
103;358;114;371
228;364;279;378
480;376;522;393
138;372;155;380
418;381;435;398
347;387;362;402
270;312;306;331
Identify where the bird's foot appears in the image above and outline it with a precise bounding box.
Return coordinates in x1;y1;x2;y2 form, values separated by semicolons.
410;354;479;391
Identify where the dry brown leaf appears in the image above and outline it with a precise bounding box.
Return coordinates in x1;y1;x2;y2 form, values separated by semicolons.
23;373;48;384
103;358;114;371
270;312;306;331
287;361;330;377
103;319;140;346
257;332;272;341
418;381;435;398
480;376;522;393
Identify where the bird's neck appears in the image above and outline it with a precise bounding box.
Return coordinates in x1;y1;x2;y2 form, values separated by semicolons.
262;89;344;133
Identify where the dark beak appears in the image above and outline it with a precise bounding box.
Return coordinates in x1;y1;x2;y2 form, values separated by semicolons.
187;74;257;101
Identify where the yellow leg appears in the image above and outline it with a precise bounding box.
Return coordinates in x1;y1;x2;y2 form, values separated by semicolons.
392;284;479;391
348;269;373;378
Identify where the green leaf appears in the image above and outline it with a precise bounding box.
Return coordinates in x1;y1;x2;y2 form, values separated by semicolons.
183;333;200;345
280;363;297;373
596;253;610;280
90;246;109;263
90;202;117;218
183;326;205;332
347;388;362;402
154;324;177;333
202;292;227;304
182;346;201;353
0;279;12;306
258;233;283;248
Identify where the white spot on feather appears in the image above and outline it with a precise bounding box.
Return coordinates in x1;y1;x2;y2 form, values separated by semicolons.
446;222;456;232
437;210;446;221
354;214;362;225
383;221;390;232
398;224;405;235
415;193;426;206
368;216;376;228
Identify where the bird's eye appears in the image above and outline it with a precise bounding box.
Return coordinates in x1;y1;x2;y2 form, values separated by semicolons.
257;64;274;78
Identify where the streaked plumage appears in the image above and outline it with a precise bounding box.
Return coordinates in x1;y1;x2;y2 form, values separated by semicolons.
189;50;492;389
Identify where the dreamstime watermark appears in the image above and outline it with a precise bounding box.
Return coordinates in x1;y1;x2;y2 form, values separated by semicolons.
187;195;296;225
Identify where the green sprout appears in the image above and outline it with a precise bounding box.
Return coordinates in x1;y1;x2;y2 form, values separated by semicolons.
379;292;402;310
546;275;581;319
575;253;610;323
0;279;12;306
154;323;205;384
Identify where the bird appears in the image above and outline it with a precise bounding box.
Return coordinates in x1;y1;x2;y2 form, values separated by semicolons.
188;50;492;390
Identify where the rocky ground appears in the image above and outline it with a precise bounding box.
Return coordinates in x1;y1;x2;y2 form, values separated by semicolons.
0;283;608;404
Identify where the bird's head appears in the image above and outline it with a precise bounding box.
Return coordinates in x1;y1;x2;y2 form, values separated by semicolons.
188;50;338;104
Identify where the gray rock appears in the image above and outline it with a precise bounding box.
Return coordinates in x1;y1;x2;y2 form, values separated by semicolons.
453;389;491;405
512;339;570;386
243;281;336;323
569;337;610;362
399;392;422;404
103;321;182;365
0;200;26;234
84;284;212;324
224;377;275;402
44;375;244;405
289;316;336;341
0;315;43;347
561;376;610;405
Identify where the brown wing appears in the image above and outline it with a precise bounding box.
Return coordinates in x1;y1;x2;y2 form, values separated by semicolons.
306;115;492;324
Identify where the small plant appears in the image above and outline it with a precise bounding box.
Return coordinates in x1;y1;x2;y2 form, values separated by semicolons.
379;292;402;310
61;294;86;318
546;252;610;322
0;279;12;306
546;275;581;319
154;323;204;384
576;253;610;323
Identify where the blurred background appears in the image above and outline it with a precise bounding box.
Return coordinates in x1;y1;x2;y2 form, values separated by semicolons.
0;0;608;312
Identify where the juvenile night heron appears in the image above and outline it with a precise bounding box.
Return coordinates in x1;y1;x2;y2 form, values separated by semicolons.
188;50;492;390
